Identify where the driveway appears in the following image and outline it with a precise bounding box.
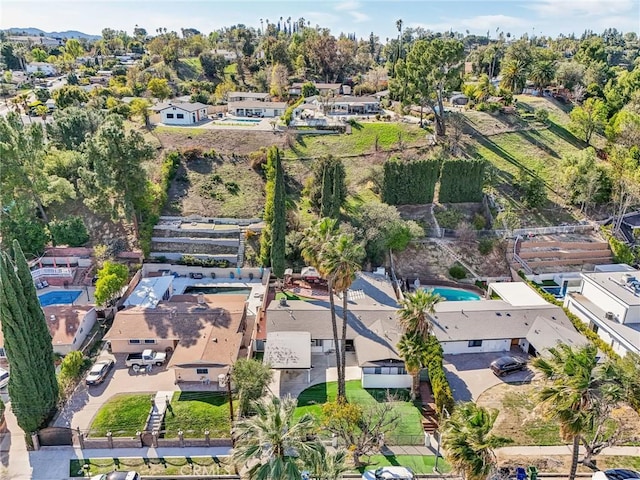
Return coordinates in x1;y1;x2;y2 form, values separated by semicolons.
443;352;535;402
54;352;177;432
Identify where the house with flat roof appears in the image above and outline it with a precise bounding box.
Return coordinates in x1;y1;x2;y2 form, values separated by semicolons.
228;92;270;102
123;276;174;309
296;95;381;116
564;270;640;356
289;82;344;97
227;101;286;118
151;102;208;125
26;62;58;76
104;294;248;384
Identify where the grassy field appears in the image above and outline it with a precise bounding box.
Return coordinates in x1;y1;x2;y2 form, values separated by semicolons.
295;380;424;445
70;456;233;477
284;122;428;159
356;455;450;474
89;394;151;437
164;392;231;438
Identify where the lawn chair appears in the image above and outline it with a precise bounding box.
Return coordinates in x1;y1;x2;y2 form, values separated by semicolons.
41;280;49;287
516;467;528;480
36;282;44;289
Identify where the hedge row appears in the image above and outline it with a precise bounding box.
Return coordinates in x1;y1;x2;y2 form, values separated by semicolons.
519;272;619;360
438;158;486;203
382;158;440;205
425;335;455;414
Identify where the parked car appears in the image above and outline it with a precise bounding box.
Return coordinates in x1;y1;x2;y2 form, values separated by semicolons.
86;359;114;386
362;467;415;480
125;349;167;369
90;472;141;480
593;470;640;480
490;356;527;376
0;368;9;389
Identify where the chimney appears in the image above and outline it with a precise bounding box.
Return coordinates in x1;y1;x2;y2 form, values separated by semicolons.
197;293;205;304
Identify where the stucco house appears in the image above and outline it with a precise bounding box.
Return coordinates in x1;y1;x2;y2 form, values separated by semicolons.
289;82;343;97
26;62;58;76
151;102;208;125
227;101;286;118
104;294;248;384
228;92;270;102
564;270;640;356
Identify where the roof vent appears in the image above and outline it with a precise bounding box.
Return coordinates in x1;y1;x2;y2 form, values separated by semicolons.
197;293;205;304
496;312;502;316
50;315;56;322
212;338;218;343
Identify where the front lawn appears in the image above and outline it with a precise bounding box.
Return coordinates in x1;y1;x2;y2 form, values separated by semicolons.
89;393;151;437
70;456;233;477
295;380;424;445
355;455;450;474
164;392;231;438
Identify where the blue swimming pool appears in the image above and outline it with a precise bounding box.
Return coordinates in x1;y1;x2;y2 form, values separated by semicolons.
423;287;482;301
542;286;563;297
38;290;83;307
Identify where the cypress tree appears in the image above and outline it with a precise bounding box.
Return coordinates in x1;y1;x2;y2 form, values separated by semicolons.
259;147;277;266
320;163;332;218
0;240;59;435
270;149;286;278
330;162;345;220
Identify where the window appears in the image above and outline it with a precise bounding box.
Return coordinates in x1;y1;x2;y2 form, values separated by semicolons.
144;339;156;344
374;367;382;375
468;340;483;347
166;113;174;119
176;113;184;119
196;368;209;375
311;339;322;347
129;339;141;344
363;367;375;374
0;348;5;357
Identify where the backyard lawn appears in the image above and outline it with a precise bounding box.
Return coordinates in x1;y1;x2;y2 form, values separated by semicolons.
355;455;450;474
164;392;231;438
295;380;424;445
89;393;151;437
70;456;233;477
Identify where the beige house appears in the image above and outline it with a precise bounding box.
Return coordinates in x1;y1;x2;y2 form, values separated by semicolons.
104;294;248;383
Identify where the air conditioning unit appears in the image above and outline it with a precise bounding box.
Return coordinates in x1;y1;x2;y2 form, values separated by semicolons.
605;311;615;320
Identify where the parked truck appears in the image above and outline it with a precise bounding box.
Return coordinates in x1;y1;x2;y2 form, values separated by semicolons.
125;349;167;368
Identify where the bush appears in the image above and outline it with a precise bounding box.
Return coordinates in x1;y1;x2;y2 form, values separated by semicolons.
478;238;494;255
425;336;455;414
472;213;486;230
60;351;85;380
282;97;304;126
49;216;90;247
182;148;202;162
534;108;549;123
609;237;635;265
449;264;467;279
434;207;464;230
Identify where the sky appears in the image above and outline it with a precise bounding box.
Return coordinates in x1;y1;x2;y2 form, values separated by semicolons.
1;0;639;41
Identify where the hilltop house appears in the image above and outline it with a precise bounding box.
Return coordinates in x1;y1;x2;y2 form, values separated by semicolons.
289;82;344;97
151;101;208;125
26;62;58;76
228;92;270;102
227;101;286;118
564;270;640;356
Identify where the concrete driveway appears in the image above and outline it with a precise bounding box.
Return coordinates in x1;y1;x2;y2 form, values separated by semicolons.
54;352;177;432
443;352;535;402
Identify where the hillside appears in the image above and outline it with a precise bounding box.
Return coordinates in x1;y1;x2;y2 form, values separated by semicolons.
4;27;100;39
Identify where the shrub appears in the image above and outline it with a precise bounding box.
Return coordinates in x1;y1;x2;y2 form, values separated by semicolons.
534;108;549;123
60;351;85;381
472;213;486;230
282;97;304;126
434;207;464;230
478;238;494;255
49;216;90;247
609;237;635;265
449;263;467;279
476;102;488;112
182;147;202;162
425;336;455;414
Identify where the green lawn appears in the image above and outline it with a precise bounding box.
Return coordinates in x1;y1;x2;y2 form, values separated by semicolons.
355;455;450;474
284;123;427;159
164;392;232;438
70;456;233;477
89;394;151;437
295;380;424;445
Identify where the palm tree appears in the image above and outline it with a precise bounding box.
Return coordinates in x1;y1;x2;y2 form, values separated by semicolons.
474;74;495;102
397;332;428;400
396;19;403;61
302;444;349;480
532;344;623;480
232;395;320;480
321;233;365;401
529;59;557;95
397;289;442;338
300;218;342;392
500;59;528;93
441;402;511;480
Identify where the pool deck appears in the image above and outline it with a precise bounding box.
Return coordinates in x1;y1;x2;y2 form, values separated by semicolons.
37;285;95;306
170;277;266;316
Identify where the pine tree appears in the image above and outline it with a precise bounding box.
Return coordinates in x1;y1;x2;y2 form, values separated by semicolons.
271;148;286;278
0;240;59;435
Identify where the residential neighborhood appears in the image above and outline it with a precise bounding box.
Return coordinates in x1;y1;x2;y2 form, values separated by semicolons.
1;4;640;480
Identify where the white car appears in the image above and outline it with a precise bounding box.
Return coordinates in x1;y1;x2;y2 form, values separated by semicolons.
0;368;9;389
593;470;640;480
363;467;415;480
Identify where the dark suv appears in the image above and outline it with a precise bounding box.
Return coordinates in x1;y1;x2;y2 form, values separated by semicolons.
490;356;527;376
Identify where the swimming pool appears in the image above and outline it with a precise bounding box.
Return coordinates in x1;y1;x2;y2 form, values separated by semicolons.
38;290;83;307
183;286;252;296
542;286;563;297
219;118;262;123
423;287;482;301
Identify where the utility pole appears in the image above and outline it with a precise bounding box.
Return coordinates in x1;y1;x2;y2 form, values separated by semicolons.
226;370;234;423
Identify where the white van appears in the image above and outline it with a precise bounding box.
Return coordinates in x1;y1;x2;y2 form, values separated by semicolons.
363;467;415;480
0;368;9;389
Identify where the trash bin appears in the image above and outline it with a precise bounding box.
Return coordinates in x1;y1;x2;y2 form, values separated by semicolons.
528;466;538;480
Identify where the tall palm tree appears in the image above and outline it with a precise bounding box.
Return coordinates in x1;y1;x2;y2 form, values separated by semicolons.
232;395;320;480
300;218;342;391
500;59;528;93
321;233;365;401
441;402;511;480
302;444;349;480
397;289;442;338
397;332;428;400
532;344;623;480
529;59;557;95
396;19;403;61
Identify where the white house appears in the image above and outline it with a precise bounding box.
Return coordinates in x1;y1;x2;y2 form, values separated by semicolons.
228;92;270;102
151;102;208;125
227;101;286;118
212;49;238;61
564;270;640;356
296;95;381;116
42;305;98;355
289;82;343;97
8;36;62;47
26;62;58;76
